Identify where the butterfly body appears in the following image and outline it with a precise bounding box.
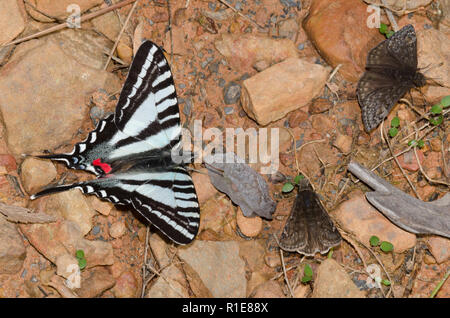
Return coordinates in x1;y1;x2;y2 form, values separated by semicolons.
357;24;425;132
31;41;200;245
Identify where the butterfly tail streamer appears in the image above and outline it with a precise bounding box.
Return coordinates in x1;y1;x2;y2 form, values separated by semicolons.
30;183;84;200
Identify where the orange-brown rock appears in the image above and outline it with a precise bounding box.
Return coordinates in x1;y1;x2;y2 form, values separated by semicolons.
241;58;329;126
214;34;299;71
334;190;416;252
304;0;385;82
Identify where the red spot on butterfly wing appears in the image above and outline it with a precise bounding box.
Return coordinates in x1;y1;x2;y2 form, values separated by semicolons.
93;158;112;174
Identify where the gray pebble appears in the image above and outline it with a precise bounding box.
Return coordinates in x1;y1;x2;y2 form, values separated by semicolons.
218;78;226;87
90;106;104;122
30;275;38;283
92;225;101;235
223;82;241;104
178;83;186;89
183;98;192;116
208;2;216;10
224;106;234;115
297;43;305;50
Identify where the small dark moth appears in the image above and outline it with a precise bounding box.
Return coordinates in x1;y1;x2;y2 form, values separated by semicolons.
357;24;426;132
278;179;341;256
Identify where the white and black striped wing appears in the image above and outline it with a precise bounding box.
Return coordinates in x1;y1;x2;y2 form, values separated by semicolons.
38;41;181;175
31;166;200;245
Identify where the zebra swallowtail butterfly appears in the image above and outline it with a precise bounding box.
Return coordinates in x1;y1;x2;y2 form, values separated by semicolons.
30;41;200;245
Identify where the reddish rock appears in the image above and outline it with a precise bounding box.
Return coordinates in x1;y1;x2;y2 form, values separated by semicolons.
0;154;17;172
0;40;120;156
425;236;450;264
0;215;26;274
20;157;57;194
76;266;115;298
309;98;331;114
109;221;126;239
178;240;246;298
0;0;25;45
241;58;329;126
333;133;353;154
250;280;285;298
304;0;385;82
397;149;425;172
214;34;299;71
20;219;114;268
236;207;262;238
334;190;416;252
112;271;138;298
192;169;218;204
44;189;95;236
199;197;233;234
288;110;309;128
312;259;365;298
88;196;113;216
239;240;265;272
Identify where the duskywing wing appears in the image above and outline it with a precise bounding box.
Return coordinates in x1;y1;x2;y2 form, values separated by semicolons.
278;179;341;256
357;24;426;132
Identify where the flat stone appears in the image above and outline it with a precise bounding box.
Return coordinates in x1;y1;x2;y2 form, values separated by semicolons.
178;240;246;297
0;0;25;45
241;58;329;126
20;157;57;194
0;40;119;156
0;215;26;274
334;190;416;253
312;259;366;298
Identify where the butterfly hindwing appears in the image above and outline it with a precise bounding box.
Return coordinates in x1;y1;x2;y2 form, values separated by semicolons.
131;166;199;244
31;165;200;244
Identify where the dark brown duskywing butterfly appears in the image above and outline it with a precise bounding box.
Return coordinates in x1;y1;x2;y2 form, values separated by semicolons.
357;24;426;132
278;179;341;256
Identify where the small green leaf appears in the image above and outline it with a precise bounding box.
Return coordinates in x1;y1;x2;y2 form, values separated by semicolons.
75;249;85;259
369;235;380;247
379;23;388;34
408;140;417;147
386;30;395;38
282;182;294;193
301;275;312;283
304;264;313;277
391;117;400;128
441;95;450;108
327;248;334;259
431;104;443;115
382;279;391;286
380;241;394;253
293;174;305;184
78;258;87;270
389;127;398;138
417;140;425;148
429;115;443;126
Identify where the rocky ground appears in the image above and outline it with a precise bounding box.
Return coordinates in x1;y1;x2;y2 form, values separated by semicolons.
0;0;449;298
